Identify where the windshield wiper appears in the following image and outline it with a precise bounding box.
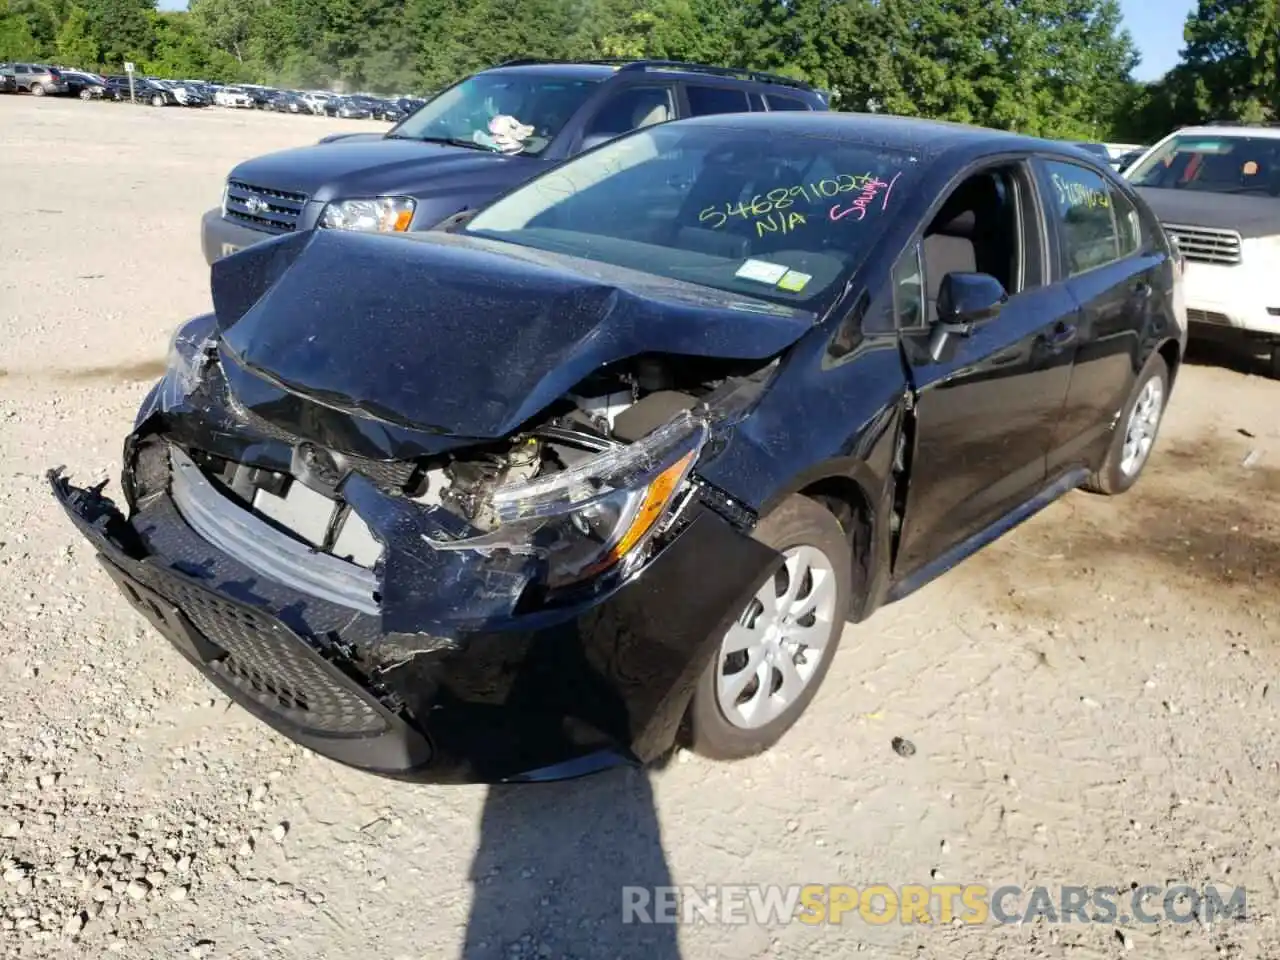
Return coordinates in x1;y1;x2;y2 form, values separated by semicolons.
385;133;500;153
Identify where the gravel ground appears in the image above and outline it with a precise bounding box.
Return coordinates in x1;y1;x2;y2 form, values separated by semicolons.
2;96;1279;960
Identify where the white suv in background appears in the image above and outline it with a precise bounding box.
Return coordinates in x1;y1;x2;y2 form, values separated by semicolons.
214;86;255;108
1125;123;1280;378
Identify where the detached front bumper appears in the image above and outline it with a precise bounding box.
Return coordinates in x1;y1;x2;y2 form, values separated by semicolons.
50;450;776;783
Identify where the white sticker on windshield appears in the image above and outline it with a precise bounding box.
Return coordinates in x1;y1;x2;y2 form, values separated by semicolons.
735;259;789;285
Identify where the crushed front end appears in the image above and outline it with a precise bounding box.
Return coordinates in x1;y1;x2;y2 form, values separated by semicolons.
51;307;784;783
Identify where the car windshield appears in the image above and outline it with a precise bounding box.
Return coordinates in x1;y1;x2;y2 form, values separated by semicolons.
464;122;919;308
389;72;602;157
1127;134;1280;197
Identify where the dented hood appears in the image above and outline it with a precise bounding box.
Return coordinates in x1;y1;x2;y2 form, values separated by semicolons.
210;229;812;440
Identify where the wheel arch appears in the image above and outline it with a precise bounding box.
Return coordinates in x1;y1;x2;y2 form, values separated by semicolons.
1157;336;1181;389
754;458;890;622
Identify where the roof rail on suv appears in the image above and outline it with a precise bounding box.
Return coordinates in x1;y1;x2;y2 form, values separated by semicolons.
1202;120;1280;128
491;57;814;92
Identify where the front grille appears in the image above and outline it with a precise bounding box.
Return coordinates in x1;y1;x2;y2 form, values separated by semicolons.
1187;308;1232;326
1163;223;1242;266
224;180;308;234
154;572;388;736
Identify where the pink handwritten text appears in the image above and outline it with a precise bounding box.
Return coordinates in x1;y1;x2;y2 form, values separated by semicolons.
828;171;903;223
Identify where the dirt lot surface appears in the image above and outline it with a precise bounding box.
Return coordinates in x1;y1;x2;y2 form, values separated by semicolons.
1;96;1279;960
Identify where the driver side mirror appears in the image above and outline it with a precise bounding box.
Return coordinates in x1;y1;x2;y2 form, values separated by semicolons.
935;272;1008;332
928;272;1008;362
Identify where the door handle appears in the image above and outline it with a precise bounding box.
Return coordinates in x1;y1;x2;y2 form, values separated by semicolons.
1041;321;1078;351
1132;281;1152;300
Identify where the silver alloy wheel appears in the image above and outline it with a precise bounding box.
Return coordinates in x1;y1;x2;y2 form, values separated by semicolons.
1119;376;1164;477
716;545;839;730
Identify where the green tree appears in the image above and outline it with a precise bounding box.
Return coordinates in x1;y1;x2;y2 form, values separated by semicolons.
0;0;41;60
1180;0;1279;122
55;5;98;66
145;10;245;79
188;0;259;63
81;0;156;67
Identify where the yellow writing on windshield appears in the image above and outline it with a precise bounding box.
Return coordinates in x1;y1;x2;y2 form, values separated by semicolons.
755;211;808;238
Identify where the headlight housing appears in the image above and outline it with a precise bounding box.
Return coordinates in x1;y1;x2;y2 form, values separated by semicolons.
428;412;709;589
319;197;416;233
160;315;217;408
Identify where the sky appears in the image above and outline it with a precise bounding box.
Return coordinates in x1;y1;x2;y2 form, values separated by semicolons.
1123;0;1196;81
154;0;1196;82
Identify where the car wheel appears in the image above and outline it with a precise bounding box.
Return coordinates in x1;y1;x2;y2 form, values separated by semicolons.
30;83;45;96
687;495;852;760
79;89;92;101
1268;344;1280;381
151;94;165;107
1084;352;1170;496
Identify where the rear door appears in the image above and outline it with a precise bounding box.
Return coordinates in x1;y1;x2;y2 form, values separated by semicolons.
1032;157;1161;473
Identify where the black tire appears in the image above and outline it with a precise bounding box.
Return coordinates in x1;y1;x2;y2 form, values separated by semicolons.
1268;344;1280;381
1084;352;1170;496
79;89;92;101
686;495;853;760
30;83;45;97
151;94;164;107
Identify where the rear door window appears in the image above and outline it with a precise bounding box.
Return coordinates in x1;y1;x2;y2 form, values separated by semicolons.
685;85;750;117
1037;159;1123;276
765;94;810;111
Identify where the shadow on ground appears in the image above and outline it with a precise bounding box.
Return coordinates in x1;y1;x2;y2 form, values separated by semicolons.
1183;336;1275;379
462;767;681;960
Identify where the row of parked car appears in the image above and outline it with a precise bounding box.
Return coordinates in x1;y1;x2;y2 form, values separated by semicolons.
0;62;425;121
211;84;427;121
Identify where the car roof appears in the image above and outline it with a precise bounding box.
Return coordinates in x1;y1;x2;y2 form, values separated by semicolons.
480;60;820;95
483;62;620;81
1171;124;1280;141
670;111;1074;159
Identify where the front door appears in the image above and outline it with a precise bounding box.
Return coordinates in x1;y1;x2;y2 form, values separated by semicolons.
894;161;1080;578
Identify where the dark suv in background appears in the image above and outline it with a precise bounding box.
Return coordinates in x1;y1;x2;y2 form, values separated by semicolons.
200;59;829;264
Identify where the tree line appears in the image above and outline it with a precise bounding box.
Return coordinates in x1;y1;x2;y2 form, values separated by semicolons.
0;0;1272;142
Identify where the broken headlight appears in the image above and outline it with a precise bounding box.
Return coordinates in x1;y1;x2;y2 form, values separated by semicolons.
428;412;709;588
159;314;218;408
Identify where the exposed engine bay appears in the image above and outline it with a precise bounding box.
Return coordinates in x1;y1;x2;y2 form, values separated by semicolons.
177;352;767;575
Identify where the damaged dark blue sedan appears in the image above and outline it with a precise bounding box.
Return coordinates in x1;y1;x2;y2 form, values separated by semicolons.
51;113;1186;783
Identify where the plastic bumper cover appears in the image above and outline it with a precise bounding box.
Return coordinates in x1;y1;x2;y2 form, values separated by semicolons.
49;463;778;783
